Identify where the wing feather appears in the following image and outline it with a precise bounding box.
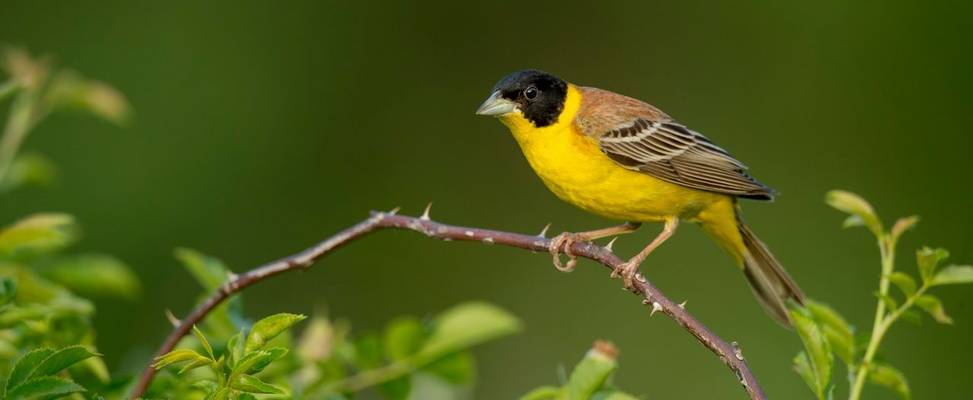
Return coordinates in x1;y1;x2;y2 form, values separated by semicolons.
598;119;774;200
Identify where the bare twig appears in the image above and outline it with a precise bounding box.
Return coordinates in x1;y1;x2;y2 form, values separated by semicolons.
130;210;767;400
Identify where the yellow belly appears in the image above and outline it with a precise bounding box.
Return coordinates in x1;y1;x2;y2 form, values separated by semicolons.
516;123;722;222
499;85;728;223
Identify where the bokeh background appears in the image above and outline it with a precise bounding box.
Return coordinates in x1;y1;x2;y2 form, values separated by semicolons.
2;1;971;398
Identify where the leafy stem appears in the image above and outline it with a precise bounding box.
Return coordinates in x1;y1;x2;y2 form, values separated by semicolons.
0;81;39;183
0;48;130;190
849;234;897;400
795;191;973;400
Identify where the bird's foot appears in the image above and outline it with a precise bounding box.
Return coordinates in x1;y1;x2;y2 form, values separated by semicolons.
549;232;583;272
611;260;644;290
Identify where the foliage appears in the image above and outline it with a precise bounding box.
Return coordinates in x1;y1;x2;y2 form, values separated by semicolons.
149;249;523;399
520;341;638;400
0;345;99;399
0;48;130;193
2;50;529;399
0;48;136;399
790;191;973;400
153;315;305;399
6;46;969;400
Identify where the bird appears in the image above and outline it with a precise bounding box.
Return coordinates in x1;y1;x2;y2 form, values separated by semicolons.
475;69;805;326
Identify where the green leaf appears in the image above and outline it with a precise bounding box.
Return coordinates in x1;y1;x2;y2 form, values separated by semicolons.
69;356;110;386
192;377;218;393
888;272;917;297
0;213;76;256
806;300;855;365
868;363;910;399
176;357;213;375
826;190;883;236
0;265;61;304
231;374;287;395
418;302;521;359
520;386;561;400
916;247;949;283
930;265;973;286
0;277;15;306
29;345;99;379
383;316;425;361
226;331;244;367
424;351;474;385
565;342;618;399
5;376;85;399
174;248;244;338
789;304;833;400
236;393;258;400
0;153;57;192
6;348;55;391
174;247;231;291
914;294;952;324
244;313;306;352
592;390;640;400
211;387;231;400
45;70;132;125
793;352;817;396
378;376;412;400
39;254;141;300
152;348;210;370
890;216;919;242
842;215;864;229
899;309;923;326
232;347;288;375
354;333;384;369
193;325;215;360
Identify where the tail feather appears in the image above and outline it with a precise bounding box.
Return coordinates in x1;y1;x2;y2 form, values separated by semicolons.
738;219;805;327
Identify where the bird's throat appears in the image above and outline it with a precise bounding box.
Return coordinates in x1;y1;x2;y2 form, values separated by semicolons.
500;84;582;146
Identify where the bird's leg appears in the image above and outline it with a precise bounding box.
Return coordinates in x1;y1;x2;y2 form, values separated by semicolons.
612;217;679;289
550;222;642;272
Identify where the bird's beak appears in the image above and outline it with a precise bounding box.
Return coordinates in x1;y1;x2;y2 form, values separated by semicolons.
475;90;516;116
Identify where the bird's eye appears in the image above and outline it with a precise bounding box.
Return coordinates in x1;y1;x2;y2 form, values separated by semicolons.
524;86;538;100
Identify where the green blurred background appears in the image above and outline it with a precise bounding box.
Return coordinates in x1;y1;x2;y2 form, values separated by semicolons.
2;1;971;398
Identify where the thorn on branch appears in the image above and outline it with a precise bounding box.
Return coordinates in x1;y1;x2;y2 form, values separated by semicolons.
679;300;687;309
132;209;768;400
538;223;551;238
732;341;745;361
604;237;618;252
388;206;401;215
164;310;180;327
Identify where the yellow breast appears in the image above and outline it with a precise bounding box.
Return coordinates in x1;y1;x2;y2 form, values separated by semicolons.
499;84;724;223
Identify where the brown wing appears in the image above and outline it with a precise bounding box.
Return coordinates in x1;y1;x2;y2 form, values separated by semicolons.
597;118;775;200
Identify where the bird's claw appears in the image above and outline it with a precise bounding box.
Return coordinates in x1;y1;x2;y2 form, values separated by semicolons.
611;261;642;290
550;232;580;272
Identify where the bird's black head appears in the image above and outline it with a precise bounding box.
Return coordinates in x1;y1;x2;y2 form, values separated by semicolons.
476;69;568;128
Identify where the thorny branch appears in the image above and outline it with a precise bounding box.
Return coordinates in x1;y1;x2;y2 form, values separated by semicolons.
131;207;768;400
